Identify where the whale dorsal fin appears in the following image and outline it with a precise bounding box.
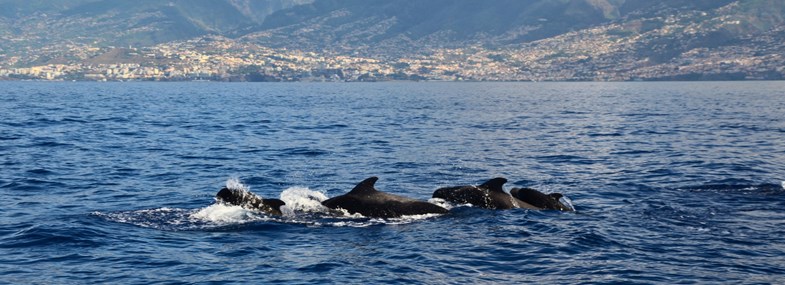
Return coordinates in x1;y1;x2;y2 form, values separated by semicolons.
348;176;379;195
480;177;507;193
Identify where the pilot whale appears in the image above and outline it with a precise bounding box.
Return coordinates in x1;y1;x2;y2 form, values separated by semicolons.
432;177;540;210
321;177;449;218
510;187;573;211
216;186;286;216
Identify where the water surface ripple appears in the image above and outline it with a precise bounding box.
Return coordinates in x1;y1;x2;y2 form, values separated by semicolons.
1;82;784;284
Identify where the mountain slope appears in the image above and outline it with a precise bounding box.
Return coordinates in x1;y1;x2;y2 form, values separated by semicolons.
0;0;310;48
244;0;739;54
249;0;621;52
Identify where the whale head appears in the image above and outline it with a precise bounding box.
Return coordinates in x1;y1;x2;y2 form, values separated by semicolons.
216;186;285;216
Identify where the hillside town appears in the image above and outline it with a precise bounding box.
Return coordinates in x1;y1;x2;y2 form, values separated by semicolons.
2;0;784;82
2;21;784;82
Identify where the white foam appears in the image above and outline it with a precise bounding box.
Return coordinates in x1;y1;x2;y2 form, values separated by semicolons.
331;208;366;219
428;197;475;210
94;208;200;230
322;213;444;227
329;221;374;227
382;213;446;223
92;207;178;221
428;197;457;210
278;186;331;216
190;203;261;224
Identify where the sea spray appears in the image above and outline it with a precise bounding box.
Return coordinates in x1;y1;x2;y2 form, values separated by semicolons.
215;177;275;213
558;195;576;211
278;186;330;216
225;177;252;193
191;204;260;224
190;178;271;225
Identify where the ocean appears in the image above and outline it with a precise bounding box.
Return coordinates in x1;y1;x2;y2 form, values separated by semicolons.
1;81;784;284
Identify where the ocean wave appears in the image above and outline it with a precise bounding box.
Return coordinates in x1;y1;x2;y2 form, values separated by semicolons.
679;182;785;194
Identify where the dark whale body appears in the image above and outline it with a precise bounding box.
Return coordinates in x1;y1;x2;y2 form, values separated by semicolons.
432;177;540;210
321;177;449;218
216;187;286;216
510;187;573;211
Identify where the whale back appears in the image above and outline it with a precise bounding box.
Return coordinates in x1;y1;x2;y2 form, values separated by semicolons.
432;185;487;206
433;177;521;209
261;198;286;215
510;187;572;211
479;177;508;193
322;177;448;218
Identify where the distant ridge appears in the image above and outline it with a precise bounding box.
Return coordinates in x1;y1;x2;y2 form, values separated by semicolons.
249;0;739;52
0;0;312;46
1;0;783;81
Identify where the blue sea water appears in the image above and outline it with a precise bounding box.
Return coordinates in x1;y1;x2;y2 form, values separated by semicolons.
1;81;784;284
